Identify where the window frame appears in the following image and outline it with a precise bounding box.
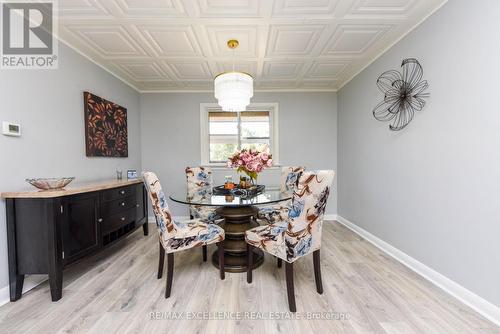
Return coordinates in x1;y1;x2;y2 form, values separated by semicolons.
200;102;280;166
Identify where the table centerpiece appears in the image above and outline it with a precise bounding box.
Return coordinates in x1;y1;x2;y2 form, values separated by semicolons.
227;146;273;188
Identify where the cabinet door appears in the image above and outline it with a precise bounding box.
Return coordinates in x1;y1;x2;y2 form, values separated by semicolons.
135;184;146;223
62;193;99;264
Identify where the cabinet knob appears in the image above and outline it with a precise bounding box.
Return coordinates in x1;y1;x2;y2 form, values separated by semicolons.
120;190;125;195
136;204;140;207
121;202;125;206
120;217;125;221
98;218;103;223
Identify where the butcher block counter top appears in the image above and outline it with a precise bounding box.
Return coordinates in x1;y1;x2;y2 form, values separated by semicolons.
1;178;143;199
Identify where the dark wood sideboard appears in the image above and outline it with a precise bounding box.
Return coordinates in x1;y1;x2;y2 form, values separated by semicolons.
1;179;148;302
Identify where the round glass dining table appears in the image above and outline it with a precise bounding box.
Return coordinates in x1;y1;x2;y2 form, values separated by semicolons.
170;188;291;273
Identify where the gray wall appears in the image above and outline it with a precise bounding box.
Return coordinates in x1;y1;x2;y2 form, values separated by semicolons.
141;92;338;216
338;0;500;307
0;44;141;291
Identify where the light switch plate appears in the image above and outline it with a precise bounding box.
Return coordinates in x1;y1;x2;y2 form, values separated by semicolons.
2;121;21;137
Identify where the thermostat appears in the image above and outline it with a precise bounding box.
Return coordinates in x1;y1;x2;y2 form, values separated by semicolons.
2;122;21;137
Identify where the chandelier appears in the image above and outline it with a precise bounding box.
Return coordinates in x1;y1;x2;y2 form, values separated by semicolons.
214;40;253;112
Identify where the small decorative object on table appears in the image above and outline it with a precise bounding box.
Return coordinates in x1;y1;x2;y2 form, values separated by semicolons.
116;170;123;180
224;175;235;189
239;176;250;189
26;177;75;190
127;169;137;179
227;146;273;186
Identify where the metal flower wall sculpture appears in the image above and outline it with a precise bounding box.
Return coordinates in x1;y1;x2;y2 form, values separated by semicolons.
373;58;429;131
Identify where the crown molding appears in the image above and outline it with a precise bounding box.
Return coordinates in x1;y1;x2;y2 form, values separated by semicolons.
139;88;337;93
337;0;449;91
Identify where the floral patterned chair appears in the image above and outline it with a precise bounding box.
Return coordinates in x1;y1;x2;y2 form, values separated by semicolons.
185;167;223;224
256;166;305;224
142;172;225;298
245;170;335;312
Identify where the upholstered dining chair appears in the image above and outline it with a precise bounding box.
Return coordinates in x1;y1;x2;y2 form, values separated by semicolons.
245;170;335;312
257;166;306;224
142;172;225;298
185;167;222;225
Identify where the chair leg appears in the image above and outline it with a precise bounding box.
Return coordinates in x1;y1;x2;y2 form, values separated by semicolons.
202;245;207;262
165;253;174;298
313;250;323;294
285;262;296;312
217;242;225;280
157;241;165;279
277;258;282;268
247;244;253;283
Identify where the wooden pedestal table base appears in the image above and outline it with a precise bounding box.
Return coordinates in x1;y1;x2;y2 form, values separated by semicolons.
212;206;264;273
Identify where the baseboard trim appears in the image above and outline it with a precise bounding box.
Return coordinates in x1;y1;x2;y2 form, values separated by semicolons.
150;215;339;223
0;275;48;307
336;215;500;327
324;214;338;221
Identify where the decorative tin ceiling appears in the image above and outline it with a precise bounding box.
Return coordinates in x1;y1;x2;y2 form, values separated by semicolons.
57;0;447;92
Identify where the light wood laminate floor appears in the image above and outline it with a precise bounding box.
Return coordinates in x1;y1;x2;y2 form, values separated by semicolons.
0;221;498;334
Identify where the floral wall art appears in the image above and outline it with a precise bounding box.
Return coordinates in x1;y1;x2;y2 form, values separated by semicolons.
84;92;128;157
373;58;430;131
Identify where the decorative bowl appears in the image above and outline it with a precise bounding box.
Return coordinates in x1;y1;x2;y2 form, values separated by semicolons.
26;177;75;190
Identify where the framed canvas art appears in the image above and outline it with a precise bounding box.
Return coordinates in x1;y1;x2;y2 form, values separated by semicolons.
84;92;128;157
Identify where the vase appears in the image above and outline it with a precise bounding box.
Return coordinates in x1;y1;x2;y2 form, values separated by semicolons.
239;174;257;188
236;167;258;188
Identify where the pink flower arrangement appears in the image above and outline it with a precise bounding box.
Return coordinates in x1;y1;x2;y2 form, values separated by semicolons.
227;146;273;181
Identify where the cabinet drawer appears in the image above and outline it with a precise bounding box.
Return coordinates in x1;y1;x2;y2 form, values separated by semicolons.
101;207;136;234
101;186;135;203
101;195;137;218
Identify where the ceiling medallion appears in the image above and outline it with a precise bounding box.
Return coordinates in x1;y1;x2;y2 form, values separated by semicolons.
214;39;254;112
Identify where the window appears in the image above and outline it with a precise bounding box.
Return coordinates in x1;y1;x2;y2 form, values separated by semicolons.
200;103;279;165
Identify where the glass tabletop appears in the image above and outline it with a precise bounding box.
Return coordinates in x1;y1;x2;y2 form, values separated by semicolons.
169;187;292;207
